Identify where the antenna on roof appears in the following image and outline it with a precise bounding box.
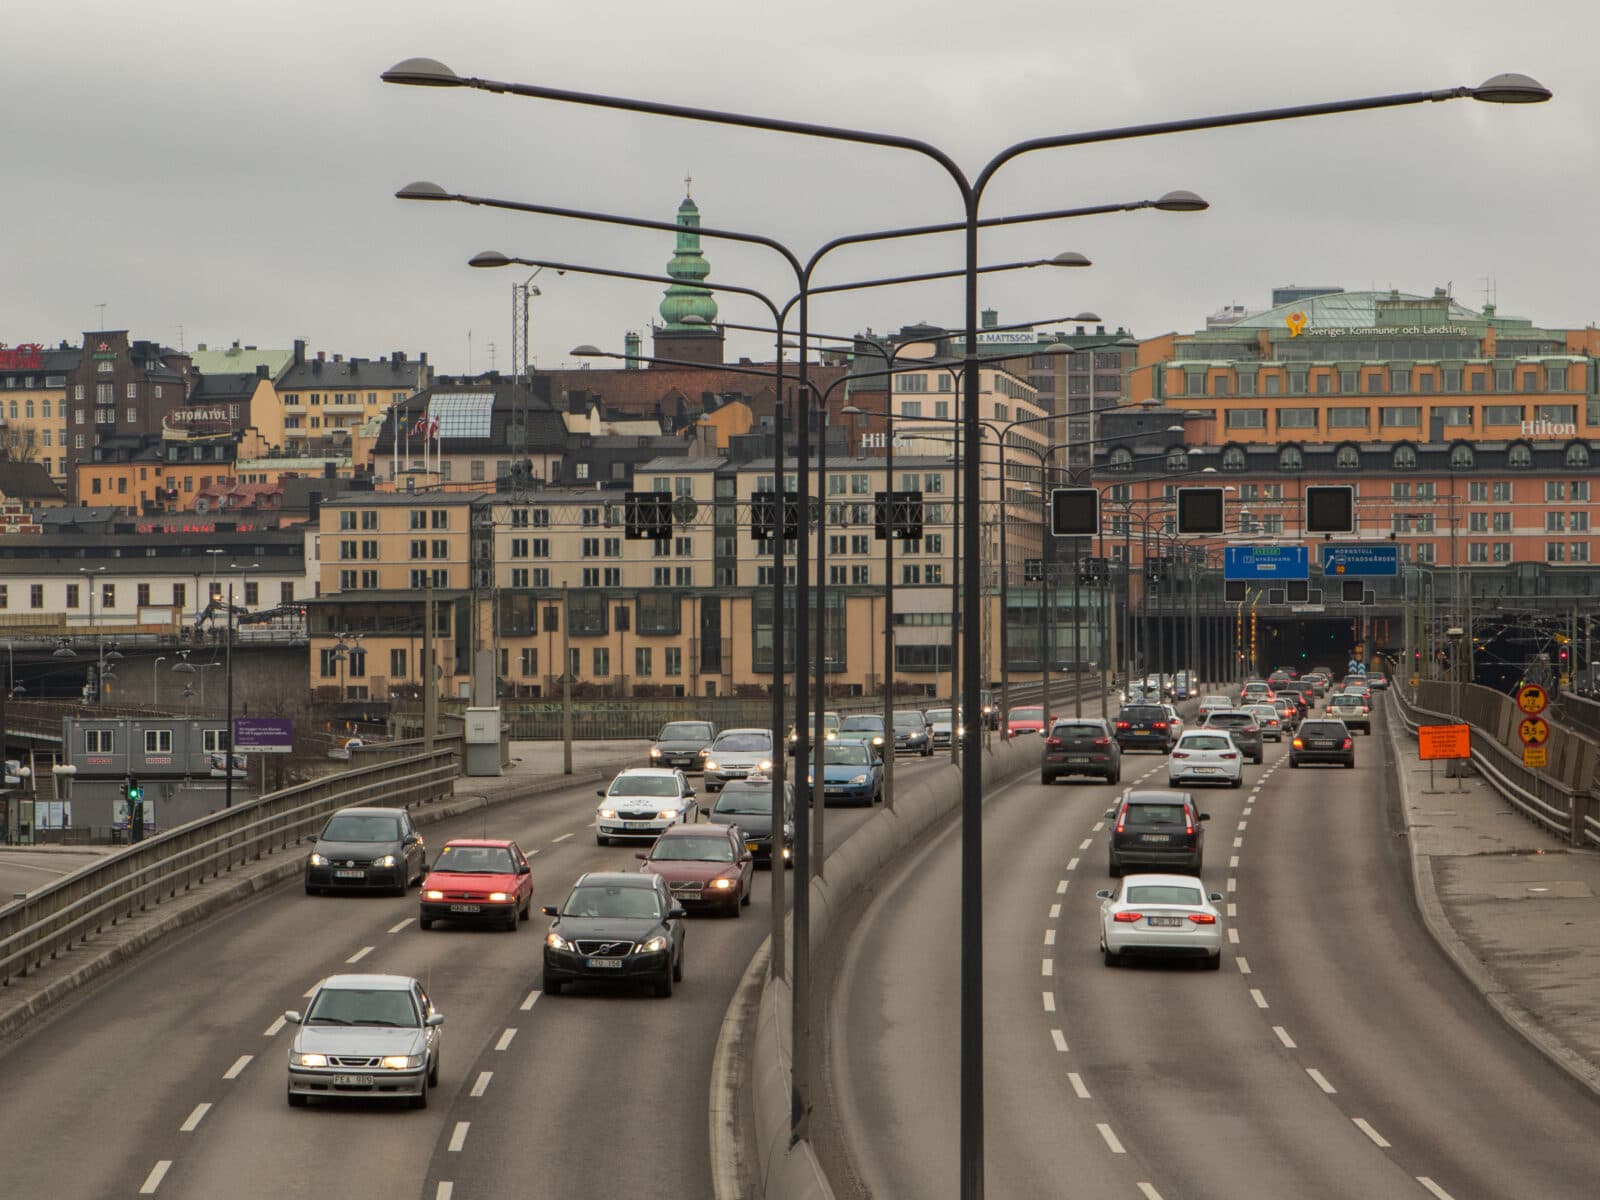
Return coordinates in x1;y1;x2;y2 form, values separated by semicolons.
1479;275;1497;309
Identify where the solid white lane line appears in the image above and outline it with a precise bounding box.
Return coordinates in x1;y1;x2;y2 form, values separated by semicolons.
520;989;541;1011
435;1185;454;1200
1273;1025;1297;1049
139;1162;172;1194
1042;992;1056;1013
552;833;574;843
471;1071;493;1098
1066;857;1080;872
1227;928;1240;944
1352;1118;1391;1148
495;1028;517;1051
179;1103;211;1132
1067;1072;1091;1099
1092;821;1105;832
1049;903;1061;919
1235;956;1252;975
1042;958;1054;977
448;1122;470;1152
1096;1123;1126;1154
1249;988;1268;1009
388;918;414;933
1044;929;1056;946
1227;902;1237;918
264;1016;287;1037
345;946;374;964
1050;1029;1069;1053
1078;838;1093;851
1233;837;1243;848
1137;1185;1165;1200
1416;1178;1456;1200
223;1054;252;1079
1307;1068;1337;1094
1229;855;1240;869
1056;880;1069;894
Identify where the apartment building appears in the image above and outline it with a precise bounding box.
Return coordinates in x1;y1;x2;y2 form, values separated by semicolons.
0;341;76;484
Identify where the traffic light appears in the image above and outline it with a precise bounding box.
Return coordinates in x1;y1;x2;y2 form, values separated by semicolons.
1558;645;1571;666
125;776;143;803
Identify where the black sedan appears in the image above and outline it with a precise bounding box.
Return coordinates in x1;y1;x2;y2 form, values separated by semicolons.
542;872;686;997
1289;719;1356;768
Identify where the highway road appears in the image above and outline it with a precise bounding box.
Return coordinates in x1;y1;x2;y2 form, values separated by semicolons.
0;753;950;1200
0;848;107;901
818;709;1600;1199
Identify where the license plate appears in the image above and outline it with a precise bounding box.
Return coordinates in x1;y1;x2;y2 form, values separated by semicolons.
334;870;365;879
1312;741;1333;749
1147;916;1182;927
1141;834;1171;843
586;958;624;970
1067;756;1091;764
1134;730;1151;736
1195;767;1219;774
746;841;760;851
449;904;481;913
623;821;654;830
332;1074;374;1086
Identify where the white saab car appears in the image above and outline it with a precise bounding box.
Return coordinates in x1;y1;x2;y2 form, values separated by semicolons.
1096;874;1226;969
1166;730;1243;788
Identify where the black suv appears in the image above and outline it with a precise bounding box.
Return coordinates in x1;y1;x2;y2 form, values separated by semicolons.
1289;719;1356;768
1202;710;1264;764
1041;719;1122;785
707;777;795;868
1104;789;1210;876
305;806;426;896
1113;703;1176;752
541;872;686;997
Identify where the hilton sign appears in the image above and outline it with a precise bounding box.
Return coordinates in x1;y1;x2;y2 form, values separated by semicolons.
1521;419;1577;437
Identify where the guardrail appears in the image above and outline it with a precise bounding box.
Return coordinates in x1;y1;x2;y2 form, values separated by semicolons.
1390;683;1598;850
0;745;460;987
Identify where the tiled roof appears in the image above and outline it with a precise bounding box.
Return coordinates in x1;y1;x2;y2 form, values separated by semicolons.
190;372;262;401
0;461;63;500
190;346;293;379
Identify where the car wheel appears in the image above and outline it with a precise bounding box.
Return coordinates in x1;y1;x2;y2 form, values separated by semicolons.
1289;758;1299;768
1040;773;1052;785
656;971;675;998
504;908;520;932
1230;777;1242;788
428;1052;440;1088
304;884;319;896
1102;945;1120;968
419;915;433;930
1107;859;1122;879
287;1086;308;1108
409;1077;429;1109
1108;770;1120;784
392;880;408;898
741;883;752;907
544;977;563;996
520;896;531;921
1253;754;1263;765
596;834;610;846
1204;953;1222;971
1344;759;1355;769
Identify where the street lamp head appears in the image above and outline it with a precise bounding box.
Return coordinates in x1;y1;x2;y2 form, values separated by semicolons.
381;57;464;88
569;344;606;358
468;250;515;269
52;643;76;659
396;180;452;202
1047;252;1091;268
1072;312;1102;323
1470;72;1551;104
1153;189;1209;212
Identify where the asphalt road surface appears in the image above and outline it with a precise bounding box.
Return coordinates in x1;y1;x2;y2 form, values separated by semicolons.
818;713;1600;1199
0;754;950;1200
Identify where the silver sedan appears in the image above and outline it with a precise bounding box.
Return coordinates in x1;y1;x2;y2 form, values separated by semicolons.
285;973;444;1108
1096;874;1225;969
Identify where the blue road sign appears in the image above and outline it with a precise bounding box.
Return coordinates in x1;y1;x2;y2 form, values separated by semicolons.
1321;544;1399;577
1224;544;1309;581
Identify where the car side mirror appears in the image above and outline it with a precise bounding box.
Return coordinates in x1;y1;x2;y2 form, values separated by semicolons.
283;1010;303;1025
541;905;559;917
1208;893;1224;903
1199;813;1212;821
1094;889;1113;900
740;853;753;863
596;788;607;798
635;852;649;860
668;906;687;920
426;1012;445;1027
1103;808;1116;820
518;863;531;875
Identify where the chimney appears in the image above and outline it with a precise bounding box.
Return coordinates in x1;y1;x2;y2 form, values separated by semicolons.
317;351;326;362
324;462;336;479
981;309;998;329
624;332;641;370
308;490;323;518
256;364;269;379
293;338;306;366
197;342;208;352
332;353;342;364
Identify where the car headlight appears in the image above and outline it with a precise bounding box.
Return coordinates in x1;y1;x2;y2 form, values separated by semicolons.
697;748;709;756
657;810;679;820
488;891;511;902
782;846;792;859
380;1055;423;1070
374;854;398;868
638;934;670;953
825;731;837;740
546;931;573;951
758;759;773;771
598;808;618;819
871;736;884;746
649;746;662;758
292;1052;328;1068
957;726;966;736
850;774;869;785
425;889;445;900
710;877;735;890
704;760;719;772
308;853;327;867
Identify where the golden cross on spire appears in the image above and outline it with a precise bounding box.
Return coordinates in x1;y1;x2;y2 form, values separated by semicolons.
684;172;692;198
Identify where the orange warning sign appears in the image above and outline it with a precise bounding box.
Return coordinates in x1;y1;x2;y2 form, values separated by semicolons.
1523;745;1548;769
1518;717;1549;746
1516;684;1548;715
1419;724;1471;760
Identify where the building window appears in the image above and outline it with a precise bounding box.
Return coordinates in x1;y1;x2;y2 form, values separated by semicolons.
1469;512;1487;532
634;647;652;678
1389;370;1410;393
1443;369;1462;391
1315;373;1331;394
86;729;114;753
1278;446;1303;471
1225;408;1266;429
1484;405;1522;426
29;584;43;609
1380;407;1420;428
1339;370;1358;393
1566;443;1591;469
1263;374;1281;395
1221;446;1247;472
1548;366;1569;391
1493;542;1511;563
1572;543;1591;563
1365;374;1384;394
1536;405;1577;425
1418;373;1436;394
1450;443;1475;469
1278;408;1317;429
144;729;173;754
1328;407;1369;429
1335;445;1361;470
1236;372;1256;395
1392;445;1417;470
592;647;611;677
1507;442;1533;469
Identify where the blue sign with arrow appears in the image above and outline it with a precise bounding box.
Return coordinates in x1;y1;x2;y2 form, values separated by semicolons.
1321;544;1399;577
1224;544;1309;580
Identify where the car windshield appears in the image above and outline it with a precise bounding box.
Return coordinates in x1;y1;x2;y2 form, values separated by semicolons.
1209;714;1252;727
925;709;953;723
1181;734;1232;750
563;885;662;920
1010;707;1043;721
715;788;778;816
649;837;736;863
1126;884;1202;906
1126;803;1185;826
1202;695;1229;705
1248;708;1278;721
306;986;419;1027
659;722;712;741
713;733;771;752
893;713;925;730
1301;723;1345;736
321;814;399;842
820;743;871;766
839;717;884;733
1053;724;1103;738
609;776;682;797
433;845;516;874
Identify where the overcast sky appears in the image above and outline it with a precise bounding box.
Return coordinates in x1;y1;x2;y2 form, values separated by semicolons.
6;1;1594;375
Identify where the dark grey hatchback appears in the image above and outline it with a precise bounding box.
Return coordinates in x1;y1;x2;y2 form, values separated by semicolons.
1041;719;1121;784
1202;710;1264;764
305;807;426;896
1104;789;1209;877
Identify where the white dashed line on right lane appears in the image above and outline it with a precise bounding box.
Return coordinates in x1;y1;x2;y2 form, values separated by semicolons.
494;1028;517;1051
1067;1072;1090;1099
470;1071;493;1097
1306;1068;1337;1094
1416;1178;1457;1200
1096;1123;1126;1154
1352;1117;1391;1148
139;1162;172;1195
223;1054;252;1079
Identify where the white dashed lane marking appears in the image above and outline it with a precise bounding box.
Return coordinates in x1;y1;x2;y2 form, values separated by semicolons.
1042;992;1056;1013
1227;928;1240;944
1137;1185;1166;1200
1092;821;1105;832
1352;1118;1391;1148
1233;837;1243;848
264;1016;287;1037
1078;838;1093;851
1043;929;1056;946
1042;958;1054;977
223;1055;252;1079
520;989;542;1011
1227;903;1237;918
1096;1123;1126;1154
345;946;374;964
1249;988;1268;1009
471;1071;493;1098
139;1162;172;1195
179;1103;211;1132
1235;956;1252;975
1068;1072;1091;1099
552;833;574;844
1229;856;1240;869
1307;1068;1337;1094
1056;880;1069;894
1049;903;1061;919
435;1185;454;1200
1050;1029;1069;1052
495;1028;517;1051
1066;857;1080;872
1237;820;1248;831
388;918;414;933
1273;1025;1297;1049
1226;878;1238;893
448;1121;470;1152
1417;1178;1457;1200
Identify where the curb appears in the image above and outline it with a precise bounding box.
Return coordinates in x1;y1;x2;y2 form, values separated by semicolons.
710;935;771;1200
0;765;618;1043
1385;702;1600;1098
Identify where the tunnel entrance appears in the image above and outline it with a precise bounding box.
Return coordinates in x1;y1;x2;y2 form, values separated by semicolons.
1254;613;1400;677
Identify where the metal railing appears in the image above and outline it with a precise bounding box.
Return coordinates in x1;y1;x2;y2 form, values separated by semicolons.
0;744;459;987
1391;683;1598;850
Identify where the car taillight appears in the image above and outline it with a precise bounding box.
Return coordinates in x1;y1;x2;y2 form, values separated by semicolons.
1172;751;1189;759
1044;737;1062;747
1115;805;1128;834
1153;721;1168;730
1219;751;1238;760
1113;911;1143;923
1187;913;1217;925
1342;738;1352;749
1244;726;1258;735
1292;739;1303;749
1092;737;1110;747
1115;721;1130;730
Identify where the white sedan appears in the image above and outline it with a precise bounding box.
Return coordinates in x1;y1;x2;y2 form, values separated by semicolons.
1196;693;1232;720
1167;730;1243;788
1096;874;1225;969
594;768;699;845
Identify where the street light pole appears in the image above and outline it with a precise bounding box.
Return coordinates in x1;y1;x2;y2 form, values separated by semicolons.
225;583;235;808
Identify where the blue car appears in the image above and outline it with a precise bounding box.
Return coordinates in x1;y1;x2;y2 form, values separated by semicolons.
806;742;884;806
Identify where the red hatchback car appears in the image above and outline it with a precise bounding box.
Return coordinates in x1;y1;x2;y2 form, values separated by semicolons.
419;839;534;931
637;823;754;916
1006;706;1060;738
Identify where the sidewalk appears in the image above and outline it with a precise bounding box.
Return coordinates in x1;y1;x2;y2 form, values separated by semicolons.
1386;702;1600;1095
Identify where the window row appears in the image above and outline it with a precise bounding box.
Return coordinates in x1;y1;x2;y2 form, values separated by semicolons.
1179;364;1572;398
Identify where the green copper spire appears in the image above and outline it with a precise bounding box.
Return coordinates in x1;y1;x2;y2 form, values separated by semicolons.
659;178;719;329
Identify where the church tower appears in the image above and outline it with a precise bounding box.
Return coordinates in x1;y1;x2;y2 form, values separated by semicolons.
651;179;726;367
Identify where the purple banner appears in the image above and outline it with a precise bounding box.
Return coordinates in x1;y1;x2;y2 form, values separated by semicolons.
232;717;294;754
